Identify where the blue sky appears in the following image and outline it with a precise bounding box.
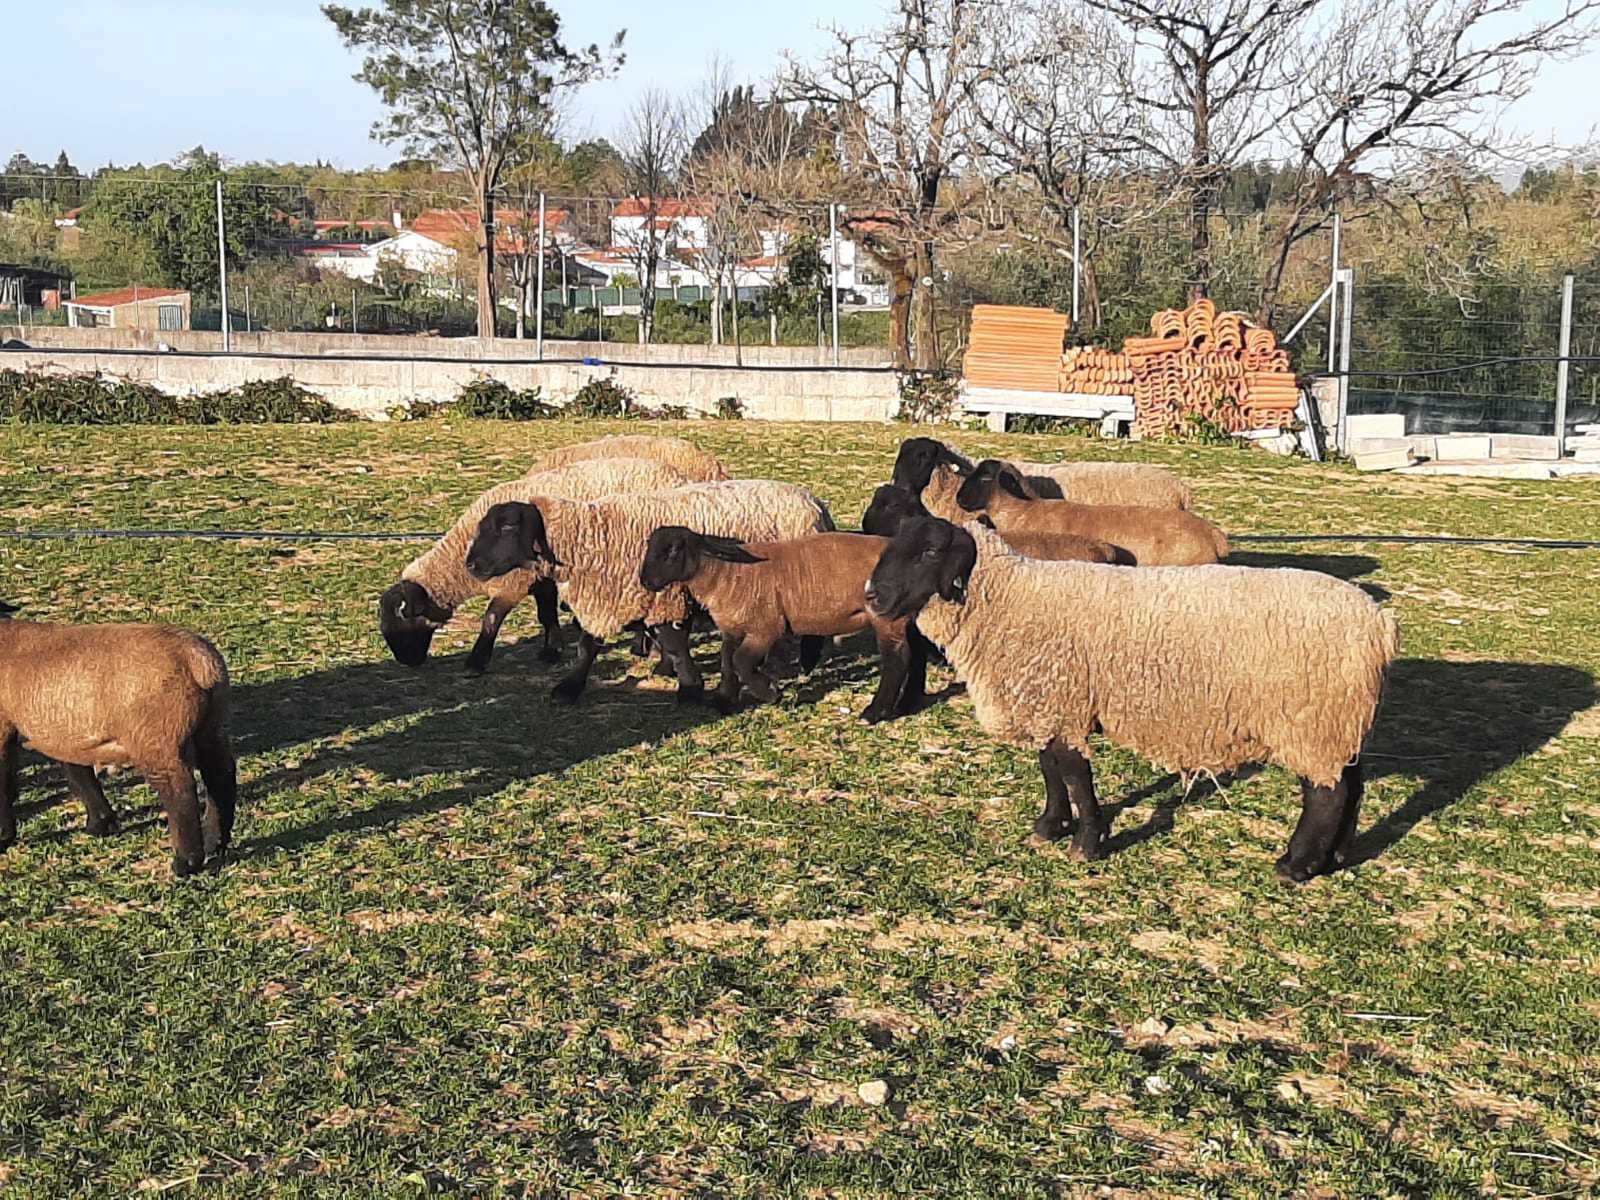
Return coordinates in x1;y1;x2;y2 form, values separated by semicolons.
7;0;1596;171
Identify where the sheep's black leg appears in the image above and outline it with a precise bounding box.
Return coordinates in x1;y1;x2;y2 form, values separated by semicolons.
146;761;205;878
552;629;602;705
629;627;652;658
1278;775;1347;883
1059;746;1106;861
713;633;744;714
862;631;912;725
0;728;17;851
799;636;826;673
465;594;518;674
1333;761;1364;867
650;620;704;705
1033;743;1078;843
62;764;118;837
195;721;237;862
895;624;931;716
531;578;563;664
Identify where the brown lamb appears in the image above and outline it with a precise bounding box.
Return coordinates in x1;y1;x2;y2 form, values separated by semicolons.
0;611;236;878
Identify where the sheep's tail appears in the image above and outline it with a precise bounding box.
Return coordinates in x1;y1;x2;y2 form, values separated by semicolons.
182;636;231;698
1210;521;1231;560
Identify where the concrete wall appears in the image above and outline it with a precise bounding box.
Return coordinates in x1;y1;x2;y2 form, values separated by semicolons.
0;323;891;368
0;345;901;423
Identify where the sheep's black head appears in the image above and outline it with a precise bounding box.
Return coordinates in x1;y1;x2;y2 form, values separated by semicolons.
891;437;973;493
640;526;764;592
861;483;929;538
955;459;1030;512
865;516;977;621
378;580;453;667
466;501;561;581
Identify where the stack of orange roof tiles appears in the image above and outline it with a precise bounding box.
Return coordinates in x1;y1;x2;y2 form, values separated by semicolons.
1124;299;1298;437
963;304;1073;392
1057;346;1134;394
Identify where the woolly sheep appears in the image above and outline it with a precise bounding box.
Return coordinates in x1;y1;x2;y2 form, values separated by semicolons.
378;457;690;672
865;519;1397;880
531;434;730;482
892;437;1191;517
0;605;236;878
464;480;834;704
863;483;1118;564
639;528;930;722
956;459;1227;566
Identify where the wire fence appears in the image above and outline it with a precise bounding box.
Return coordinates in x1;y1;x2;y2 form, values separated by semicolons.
3;170;1598;438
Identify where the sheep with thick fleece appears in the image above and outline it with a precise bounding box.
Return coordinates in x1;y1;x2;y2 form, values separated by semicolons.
378;457;689;672
464;480;833;704
891;437;1191;517
863;482;1117;563
865;519;1397;880
532;434;729;482
0;607;236;878
956;459;1227;566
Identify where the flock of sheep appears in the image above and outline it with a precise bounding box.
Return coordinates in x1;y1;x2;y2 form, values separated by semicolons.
0;432;1397;885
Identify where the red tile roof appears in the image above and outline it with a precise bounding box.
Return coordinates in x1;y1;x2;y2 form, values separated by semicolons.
408;207;571;248
67;286;187;308
612;197;709;220
313;218;393;233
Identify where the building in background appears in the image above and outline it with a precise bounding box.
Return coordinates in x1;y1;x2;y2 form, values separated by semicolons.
64;286;190;331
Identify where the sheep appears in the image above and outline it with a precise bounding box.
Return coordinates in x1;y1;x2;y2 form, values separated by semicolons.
0;604;236;878
863;482;1118;564
531;434;730;482
955;459;1227;567
378;456;690;673
891;437;1192;516
864;518;1398;880
464;480;835;705
638;527;932;722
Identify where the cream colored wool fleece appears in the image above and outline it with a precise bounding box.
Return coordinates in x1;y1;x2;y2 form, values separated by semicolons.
539;480;834;638
916;524;1397;786
532;434;730;481
1012;459;1192;510
401;457;688;609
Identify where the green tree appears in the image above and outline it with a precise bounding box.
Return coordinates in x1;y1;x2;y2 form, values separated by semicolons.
325;0;623;338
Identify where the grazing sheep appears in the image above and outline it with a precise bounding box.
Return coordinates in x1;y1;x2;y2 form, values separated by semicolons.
639;527;930;722
865;519;1397;880
531;434;730;482
891;437;1191;516
956;459;1227;567
863;483;1118;564
465;480;834;704
0;606;236;878
378;457;689;672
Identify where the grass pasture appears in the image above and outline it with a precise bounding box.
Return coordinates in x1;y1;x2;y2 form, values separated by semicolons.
1;419;1598;1198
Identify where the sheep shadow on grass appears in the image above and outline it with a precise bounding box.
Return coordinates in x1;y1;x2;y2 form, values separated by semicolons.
1100;658;1595;868
1224;551;1389;601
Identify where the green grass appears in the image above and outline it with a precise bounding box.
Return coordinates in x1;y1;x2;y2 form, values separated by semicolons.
1;420;1598;1197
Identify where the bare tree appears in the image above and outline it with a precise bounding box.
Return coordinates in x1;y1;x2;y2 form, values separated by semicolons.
616;88;688;344
783;0;982;369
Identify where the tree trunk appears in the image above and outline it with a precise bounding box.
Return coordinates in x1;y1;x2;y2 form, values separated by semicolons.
711;276;722;345
1189;64;1213;301
886;264;914;369
731;276;742;368
476;183;497;339
515;267;528;340
912;240;940;371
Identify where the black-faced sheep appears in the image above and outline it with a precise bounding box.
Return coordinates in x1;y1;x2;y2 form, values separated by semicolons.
865;518;1397;881
378;457;689;672
531;434;729;481
891;437;1192;516
463;480;834;705
0;606;236;878
638;527;929;722
863;482;1118;564
955;459;1227;566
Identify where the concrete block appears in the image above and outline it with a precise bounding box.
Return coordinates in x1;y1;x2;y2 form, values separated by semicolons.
1345;413;1406;440
1434;433;1493;461
1354;447;1416;471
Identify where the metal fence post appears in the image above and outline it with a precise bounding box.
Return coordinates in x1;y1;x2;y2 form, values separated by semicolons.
1556;274;1574;458
215;180;231;351
1071;206;1081;328
352;289;358;335
245;286;251;333
1326;212;1341;374
1336;267;1354;454
535;192;547;360
829;202;840;366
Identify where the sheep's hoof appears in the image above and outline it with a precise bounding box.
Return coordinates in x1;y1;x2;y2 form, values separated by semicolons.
894;693;927;717
676;684;706;707
86;816;119;838
1273;853;1321;884
654;657;677;679
711;692;740;716
0;835;14;853
204;850;230;874
860;703;892;725
464;657;490;676
1067;838;1105;863
550;679;585;706
537;645;562;665
1032;815;1071;843
171;853;206;879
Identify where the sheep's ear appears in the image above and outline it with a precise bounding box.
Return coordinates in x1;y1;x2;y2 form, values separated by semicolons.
529;531;563;566
976;514;996;529
995;468;1030;500
701;535;765;565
